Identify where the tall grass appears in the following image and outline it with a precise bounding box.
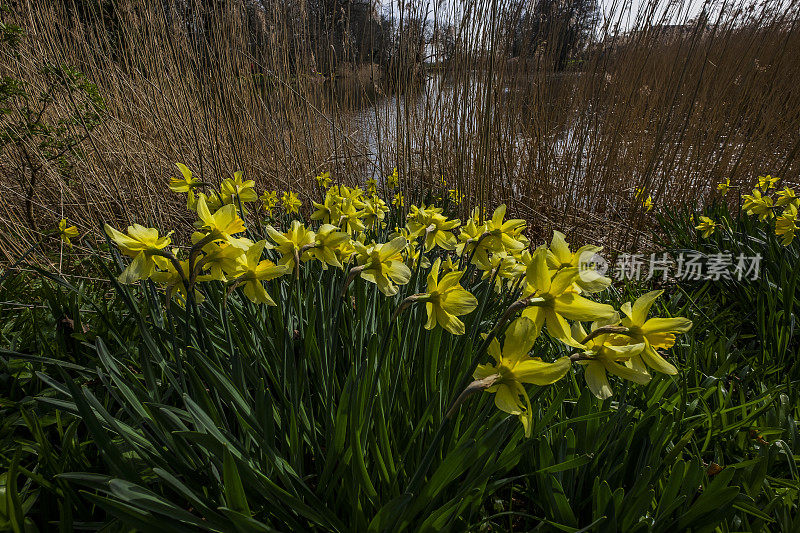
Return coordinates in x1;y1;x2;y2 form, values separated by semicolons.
1;0;799;264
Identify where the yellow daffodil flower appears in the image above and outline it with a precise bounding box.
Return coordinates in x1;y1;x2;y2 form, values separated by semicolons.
353;237;411;296
335;239;356;265
448;188;464;204
196;239;247;281
775;204;798;246
404;240;432;269
188;191;223;213
480;251;525;292
282;191;302;214
456;218;491;269
694;216;717;238
572;321;648;400
104;223;172;284
742;189;774;220
366;177;377;195
327;185;365;208
350;186;366;202
776;186;798;208
406;204;460;250
619;290;692;375
392;192;405;208
307;224;350;269
522;247;617;347
408;202;443;219
758;174;779;190
336;200;366;234
717;178;730;194
220;171;258;204
311;191;341;224
266;220;315;269
483;204;527;253
230;240;289;304
389;228;430;268
152;252;209;304
422;258;478;335
546;231;610;294
473;317;571;436
169;163;202;193
195;196;249;249
441;255;460;274
315;171;332;188
635;187;653;212
57;218;79;246
361;196;389;229
261;190;278;214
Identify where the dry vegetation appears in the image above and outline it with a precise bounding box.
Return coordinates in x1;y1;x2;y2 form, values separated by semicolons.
1;0;799;263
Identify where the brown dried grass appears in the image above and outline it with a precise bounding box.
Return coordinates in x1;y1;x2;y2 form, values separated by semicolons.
1;0;798;264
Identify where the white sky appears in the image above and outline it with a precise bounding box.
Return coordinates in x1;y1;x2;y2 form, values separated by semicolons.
377;0;784;33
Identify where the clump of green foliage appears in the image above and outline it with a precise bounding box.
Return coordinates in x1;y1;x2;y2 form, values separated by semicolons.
1;168;798;531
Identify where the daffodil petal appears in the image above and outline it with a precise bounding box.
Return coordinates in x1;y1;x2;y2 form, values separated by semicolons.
550;231;572;265
553;292;616;321
640;343;678;375
549;267;580;295
513;356;571;385
526;247;551;293
441;288;478;317
631;290;664;325
603;359;651;385
641;317;693;335
503;317;538;365
585;361;612;399
425;302;437;330
494;382;523;415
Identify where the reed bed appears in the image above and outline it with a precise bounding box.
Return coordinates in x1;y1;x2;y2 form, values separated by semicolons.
1;0;799;263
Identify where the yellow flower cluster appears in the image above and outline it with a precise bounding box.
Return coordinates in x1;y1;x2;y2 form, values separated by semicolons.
474;287;691;436
310;183;390;235
101;162;692;438
709;174;798;245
